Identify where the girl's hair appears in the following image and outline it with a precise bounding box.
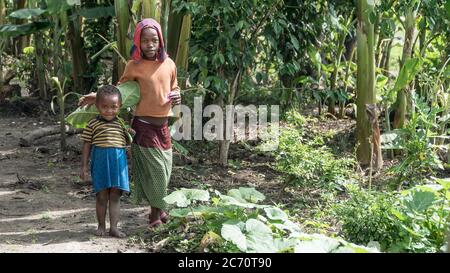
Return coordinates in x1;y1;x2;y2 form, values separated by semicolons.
96;85;122;104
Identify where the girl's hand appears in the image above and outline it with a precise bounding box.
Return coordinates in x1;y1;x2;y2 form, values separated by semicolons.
167;91;181;106
78;92;96;107
128;128;136;136
80;167;89;181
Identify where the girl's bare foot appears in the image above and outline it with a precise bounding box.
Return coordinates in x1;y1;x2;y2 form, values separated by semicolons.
109;228;126;238
95;226;106;236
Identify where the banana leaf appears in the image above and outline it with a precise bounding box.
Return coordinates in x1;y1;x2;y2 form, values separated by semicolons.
66;81;140;128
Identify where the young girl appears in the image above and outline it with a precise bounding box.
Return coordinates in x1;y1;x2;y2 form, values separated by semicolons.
79;18;181;228
80;85;131;237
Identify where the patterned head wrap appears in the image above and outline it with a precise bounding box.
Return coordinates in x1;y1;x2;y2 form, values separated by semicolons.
130;18;167;62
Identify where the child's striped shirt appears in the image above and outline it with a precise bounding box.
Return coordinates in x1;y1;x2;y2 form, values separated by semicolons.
80;116;128;147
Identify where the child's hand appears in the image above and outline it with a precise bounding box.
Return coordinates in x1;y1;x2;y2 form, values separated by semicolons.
80;167;89;181
78;92;96;107
167;91;181;105
127;128;136;136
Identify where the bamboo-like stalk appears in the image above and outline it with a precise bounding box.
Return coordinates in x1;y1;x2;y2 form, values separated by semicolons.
356;0;376;166
115;0;131;77
167;7;183;58
393;8;416;129
161;0;171;49
142;0;160;21
175;14;191;72
67;8;88;94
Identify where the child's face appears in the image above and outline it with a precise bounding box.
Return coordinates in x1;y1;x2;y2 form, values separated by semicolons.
96;95;121;121
140;27;160;60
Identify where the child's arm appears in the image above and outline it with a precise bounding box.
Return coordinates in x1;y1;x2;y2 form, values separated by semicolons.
168;65;181;105
78;93;96;107
80;142;92;181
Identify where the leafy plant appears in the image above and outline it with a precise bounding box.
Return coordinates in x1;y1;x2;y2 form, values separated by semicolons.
382;95;445;185
162;187;377;253
275;128;355;189
390;179;450;253
331;185;400;251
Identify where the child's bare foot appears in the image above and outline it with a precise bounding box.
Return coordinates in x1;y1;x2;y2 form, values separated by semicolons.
109;228;126;238
95;226;106;236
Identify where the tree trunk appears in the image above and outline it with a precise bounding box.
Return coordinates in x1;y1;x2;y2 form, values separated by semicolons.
328;31;347;116
160;0;171;49
219;69;241;166
340;44;356;118
34;33;47;99
356;0;376;166
380;38;393;76
19;125;82;147
115;0;131;77
393;9;416;129
174;14;191;73
142;0;161;22
13;0;27;56
67;9;88;94
167;6;183;59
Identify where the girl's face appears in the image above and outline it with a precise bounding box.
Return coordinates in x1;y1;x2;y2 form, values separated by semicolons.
140;27;160;60
96;95;121;121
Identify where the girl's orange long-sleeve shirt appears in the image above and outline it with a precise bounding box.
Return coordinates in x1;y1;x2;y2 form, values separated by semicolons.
118;57;180;117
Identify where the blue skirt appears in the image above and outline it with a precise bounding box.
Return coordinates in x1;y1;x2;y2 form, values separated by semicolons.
90;145;130;193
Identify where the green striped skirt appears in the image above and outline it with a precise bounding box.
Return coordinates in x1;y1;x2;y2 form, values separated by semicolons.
131;118;172;210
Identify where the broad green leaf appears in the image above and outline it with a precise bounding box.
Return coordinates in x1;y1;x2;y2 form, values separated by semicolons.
65;105;99;129
65;81;140;128
272;219;302;233
294;237;340;253
404;190;436;213
0;22;51;38
163;188;209;207
381;130;406;149
163;191;189;207
246;219;272;235
219;194;260;208
245;219;277;253
392;58;423;93
118;81;140;108
227;187;265;203
181;188;210;202
273;238;297;252
8;8;46;19
169;206;220;217
264;207;288;221
221;223;247;251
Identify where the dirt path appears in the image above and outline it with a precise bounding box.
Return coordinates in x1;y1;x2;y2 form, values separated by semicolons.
0;113;289;253
0;116;149;253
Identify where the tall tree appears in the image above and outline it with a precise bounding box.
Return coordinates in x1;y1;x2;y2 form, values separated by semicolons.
356;0;380;168
393;1;419;129
114;0;131;77
67;8;88;94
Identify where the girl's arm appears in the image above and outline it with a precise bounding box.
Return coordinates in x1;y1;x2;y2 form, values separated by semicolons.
78;92;96;107
80;142;92;181
169;65;181;105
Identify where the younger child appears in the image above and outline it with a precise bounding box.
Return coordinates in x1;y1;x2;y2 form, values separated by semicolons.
80;85;131;238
